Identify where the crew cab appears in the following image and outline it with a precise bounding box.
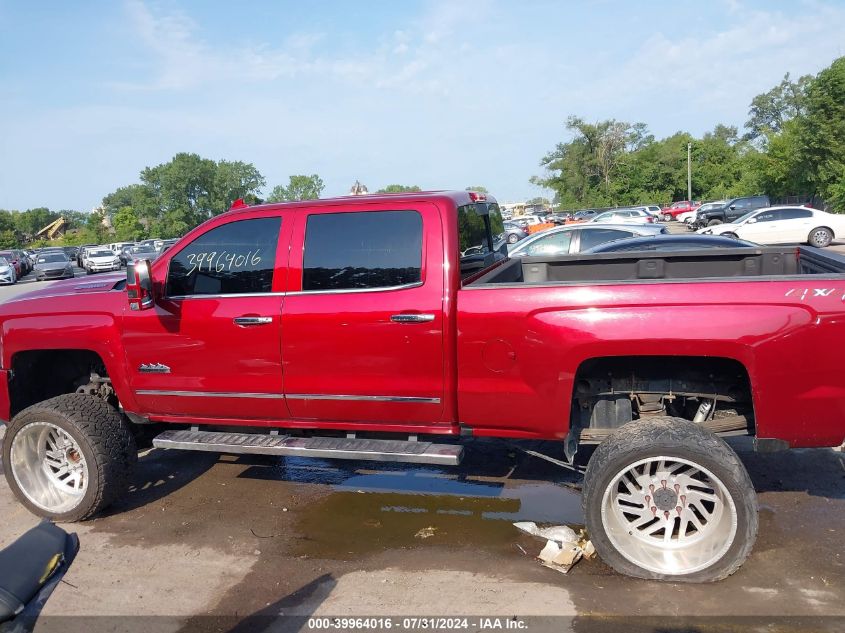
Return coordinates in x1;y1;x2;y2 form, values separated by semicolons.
2;190;845;584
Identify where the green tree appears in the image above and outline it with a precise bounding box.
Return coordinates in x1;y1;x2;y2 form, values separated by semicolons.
377;184;421;193
267;174;325;202
112;207;144;241
802;57;845;209
13;207;60;239
213;160;267;208
0;230;19;249
745;72;813;141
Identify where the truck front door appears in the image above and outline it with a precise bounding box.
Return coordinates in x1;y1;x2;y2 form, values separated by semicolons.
281;204;447;426
122;210;292;421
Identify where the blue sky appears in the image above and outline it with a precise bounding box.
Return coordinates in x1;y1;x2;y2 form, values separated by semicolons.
1;0;844;210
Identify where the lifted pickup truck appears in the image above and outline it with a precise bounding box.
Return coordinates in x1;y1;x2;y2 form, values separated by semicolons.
2;190;845;583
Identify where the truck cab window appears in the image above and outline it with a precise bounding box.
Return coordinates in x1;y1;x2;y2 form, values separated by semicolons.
302;210;423;291
165;217;281;296
458;202;504;279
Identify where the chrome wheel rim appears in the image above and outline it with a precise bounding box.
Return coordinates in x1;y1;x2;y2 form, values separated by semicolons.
10;422;88;513
601;456;737;576
811;230;830;247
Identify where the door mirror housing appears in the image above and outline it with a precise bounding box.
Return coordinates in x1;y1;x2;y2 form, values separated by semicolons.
729;205;736;210
127;259;154;311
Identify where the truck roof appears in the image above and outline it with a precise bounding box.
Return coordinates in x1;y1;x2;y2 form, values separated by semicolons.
229;190;497;217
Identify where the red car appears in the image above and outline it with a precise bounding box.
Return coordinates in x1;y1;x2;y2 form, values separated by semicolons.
1;190;845;583
0;250;23;277
660;200;700;221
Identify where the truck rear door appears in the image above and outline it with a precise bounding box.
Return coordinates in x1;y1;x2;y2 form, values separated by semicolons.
281;203;447;426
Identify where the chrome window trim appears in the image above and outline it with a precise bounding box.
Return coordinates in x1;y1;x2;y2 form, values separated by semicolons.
286;393;441;404
287;281;423;296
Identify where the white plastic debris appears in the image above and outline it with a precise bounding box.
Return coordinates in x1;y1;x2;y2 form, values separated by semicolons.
514;521;594;574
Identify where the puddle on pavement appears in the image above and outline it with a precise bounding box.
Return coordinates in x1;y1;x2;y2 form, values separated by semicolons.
246;456;585;560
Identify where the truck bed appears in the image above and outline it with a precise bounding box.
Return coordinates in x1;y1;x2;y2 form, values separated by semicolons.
471;245;845;285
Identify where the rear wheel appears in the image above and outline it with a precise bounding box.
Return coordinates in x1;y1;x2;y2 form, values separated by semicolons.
808;227;833;248
583;417;757;582
723;232;738;239
2;394;137;522
507;233;519;244
707;219;723;227
663;214;673;222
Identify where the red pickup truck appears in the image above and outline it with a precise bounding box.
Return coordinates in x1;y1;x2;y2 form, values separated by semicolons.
2;190;844;583
660;200;700;221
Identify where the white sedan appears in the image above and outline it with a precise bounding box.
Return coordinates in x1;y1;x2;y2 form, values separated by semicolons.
697;206;845;247
590;209;657;225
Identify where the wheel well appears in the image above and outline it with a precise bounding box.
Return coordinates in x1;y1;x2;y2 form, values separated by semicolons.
10;349;109;416
812;225;834;238
569;356;754;448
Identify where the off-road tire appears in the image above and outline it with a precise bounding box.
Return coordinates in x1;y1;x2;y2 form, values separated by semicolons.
707;219;723;227
3;394;137;522
808;227;833;248
582;417;757;582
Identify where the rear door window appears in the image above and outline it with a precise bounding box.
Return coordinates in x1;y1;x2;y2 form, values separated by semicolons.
303;210;423;291
779;208;812;220
579;228;636;251
754;210;782;223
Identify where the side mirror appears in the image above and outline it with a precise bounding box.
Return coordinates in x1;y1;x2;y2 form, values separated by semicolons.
127;259;154;311
747;217;757;224
729;205;736;210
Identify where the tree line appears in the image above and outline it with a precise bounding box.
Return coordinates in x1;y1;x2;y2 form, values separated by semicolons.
532;56;845;212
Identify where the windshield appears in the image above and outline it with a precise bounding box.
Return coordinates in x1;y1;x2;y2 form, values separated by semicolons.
131;246;156;254
0;257;8;266
90;250;113;257
37;254;68;264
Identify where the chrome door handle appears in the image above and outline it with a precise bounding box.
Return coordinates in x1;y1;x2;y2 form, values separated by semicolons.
233;316;273;326
390;314;435;323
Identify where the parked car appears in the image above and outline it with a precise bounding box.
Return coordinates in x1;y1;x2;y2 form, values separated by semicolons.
33;251;74;281
84;248;122;274
0;251;23;277
125;244;159;266
642;204;662;217
660;200;700;222
697;205;844;247
679;201;725;225
508;223;666;257
693;195;771;228
590;209;656;224
500;222;528;245
570;209;597;222
77;244;97;267
0;257;17;284
2;190;845;585
512;214;544;230
585;234;757;253
157;238;179;253
118;244;138;266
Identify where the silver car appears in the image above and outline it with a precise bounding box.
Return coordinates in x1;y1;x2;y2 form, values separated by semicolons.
507;223;667;257
0;257;16;284
590;209;658;225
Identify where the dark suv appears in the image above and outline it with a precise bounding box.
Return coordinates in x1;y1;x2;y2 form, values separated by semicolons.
693;195;770;228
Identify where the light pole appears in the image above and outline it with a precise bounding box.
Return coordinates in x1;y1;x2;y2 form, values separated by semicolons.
687;142;692;202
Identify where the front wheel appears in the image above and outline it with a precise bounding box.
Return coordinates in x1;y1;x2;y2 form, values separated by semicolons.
582;417;757;582
2;394;137;522
507;233;519;244
808;227;833;248
707;219;723;227
723;232;739;239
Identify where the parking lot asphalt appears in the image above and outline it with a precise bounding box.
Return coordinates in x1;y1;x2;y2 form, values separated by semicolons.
0;243;844;632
